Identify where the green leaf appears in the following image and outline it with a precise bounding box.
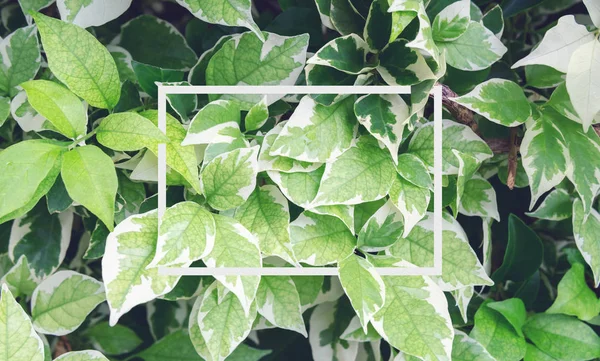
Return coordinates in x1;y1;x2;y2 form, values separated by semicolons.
357;200;404;251
0;97;9;127
165;81;197;122
452;330;495;361
0;26;41;97
177;0;264;41
523;313;600;360
9;204;73;279
492;214;543;282
438;21;507;71
270;96;357;163
103;210;185;326
354;94;410;163
340;316;381;342
453;150;481;215
307;34;375;74
396;153;432;189
313;136;397;206
109;46;136;85
31;270;105;336
363;0;393;51
53;351;109;361
290;211;356;266
182;99;240;146
200;146;259;211
149;201;216;268
84;221;109;260
566;39;600;131
407;120;493;175
96;112;168;152
487;298;527;337
526;65;565;89
470;302;526;361
0;284;45;361
389;213;493;290
258;121;323;174
135;330;202;361
308;298;359;360
32;12;121;109
233;185;296;265
119;15;197;70
330;0;365;35
46;176;73;214
206;32;309;108
267;166;325;208
245;97;269;131
377;39;435;86
573;198;600;287
459;175;499;221
197;283;257;361
86;322;143;355
255;276;306;336
61;145;118;231
310;205;355;234
450;79;531;127
0;140;65;224
432;0;470;42
292;276;324;308
547;262;600;321
0;256;39;297
132;61;184;99
56;0;131;28
481;5;504;37
526;188;572;221
203;214;261;313
141;110;201;193
524;344;559;361
338;255;385;331
512;15;593;73
370;274;453;360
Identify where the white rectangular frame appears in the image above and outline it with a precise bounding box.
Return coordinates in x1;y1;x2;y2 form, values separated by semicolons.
157;85;443;277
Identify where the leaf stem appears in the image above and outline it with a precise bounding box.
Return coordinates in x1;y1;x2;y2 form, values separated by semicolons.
68;129;97;150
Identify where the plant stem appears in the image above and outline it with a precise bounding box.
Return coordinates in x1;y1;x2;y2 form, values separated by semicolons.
68;129;97;150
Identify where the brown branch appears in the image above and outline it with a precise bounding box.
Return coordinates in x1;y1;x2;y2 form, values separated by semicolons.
53;336;72;358
507;128;519;190
431;83;515;154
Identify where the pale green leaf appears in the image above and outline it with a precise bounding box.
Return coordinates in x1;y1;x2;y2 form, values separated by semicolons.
0;140;65;224
512;15;593;72
203;214;261;313
33;12;121;109
313;136;396;206
354;94;410;163
177;0;263;41
308;299;359;360
307;34;375;74
487;299;527;337
0;26;41;97
270;96;357;163
198;283;257;361
524;344;558;361
96;112;168;152
310;204;355;234
573;199;600;287
206;32;308;108
267;166;324;208
31;270;105;336
0;284;44;361
61;145;118;231
86;322;142;355
182;100;240;146
255;276;306;336
103;210;185;326
21;80;87;139
53;350;109;361
452;330;495;361
57;0;130;28
526;188;572;221
389;172;430;237
340;316;381;342
0;256;39;298
339;255;385;331
459;175;500;221
407;120;493;175
523;313;600;360
371;274;453;361
135;330;201;361
290;211;356;266
233;185;296;265
357;199;404;251
450;79;531;127
148;201;216;268
396;153;432;189
566;39;600;130
432;0;470;42
438;21;507;71
245;97;269;131
200;146;259;211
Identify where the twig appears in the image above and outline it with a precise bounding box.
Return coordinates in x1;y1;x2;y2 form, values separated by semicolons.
53;336;72;358
507;127;519;190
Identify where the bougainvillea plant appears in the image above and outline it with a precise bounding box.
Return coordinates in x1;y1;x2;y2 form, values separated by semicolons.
0;0;600;360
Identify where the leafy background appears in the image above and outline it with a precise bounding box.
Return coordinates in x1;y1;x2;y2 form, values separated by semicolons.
0;0;599;361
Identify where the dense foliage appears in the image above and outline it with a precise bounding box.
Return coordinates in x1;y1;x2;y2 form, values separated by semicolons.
0;0;599;360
